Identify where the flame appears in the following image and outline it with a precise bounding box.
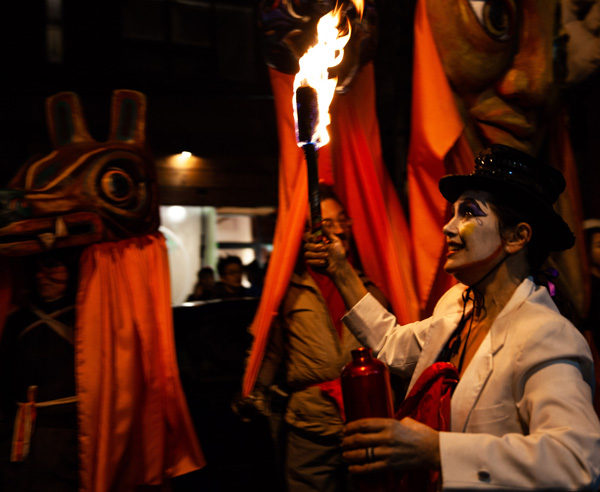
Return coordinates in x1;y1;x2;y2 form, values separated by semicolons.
293;5;351;148
354;0;364;18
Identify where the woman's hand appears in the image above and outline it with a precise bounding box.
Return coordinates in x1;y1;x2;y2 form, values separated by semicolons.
303;229;368;309
342;417;440;474
303;229;348;279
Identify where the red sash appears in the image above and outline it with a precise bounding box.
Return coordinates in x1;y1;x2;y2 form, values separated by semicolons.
395;362;459;492
307;264;352;419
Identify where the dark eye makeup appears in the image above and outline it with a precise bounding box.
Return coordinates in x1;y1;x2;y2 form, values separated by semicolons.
457;199;487;218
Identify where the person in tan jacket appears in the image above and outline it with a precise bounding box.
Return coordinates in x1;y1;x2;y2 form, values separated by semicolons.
250;184;388;492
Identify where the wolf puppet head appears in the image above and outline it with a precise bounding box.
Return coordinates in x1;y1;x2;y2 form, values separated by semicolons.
0;90;159;256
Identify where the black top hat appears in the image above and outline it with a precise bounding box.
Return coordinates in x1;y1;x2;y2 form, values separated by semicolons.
438;145;574;252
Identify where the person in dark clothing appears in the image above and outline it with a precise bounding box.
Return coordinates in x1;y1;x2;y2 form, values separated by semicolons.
237;184;389;492
245;260;265;297
213;255;251;298
187;266;216;301
0;252;79;492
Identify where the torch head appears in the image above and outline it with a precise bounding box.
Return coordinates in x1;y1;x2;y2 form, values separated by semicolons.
296;85;319;144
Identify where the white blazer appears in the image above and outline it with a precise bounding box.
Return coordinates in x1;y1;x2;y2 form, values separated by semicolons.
343;277;600;490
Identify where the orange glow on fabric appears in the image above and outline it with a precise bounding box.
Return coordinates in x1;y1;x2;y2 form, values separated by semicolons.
293;0;364;147
294;6;351;235
407;0;465;312
328;64;419;323
242;64;420;397
242;69;308;396
293;6;350;148
76;233;204;491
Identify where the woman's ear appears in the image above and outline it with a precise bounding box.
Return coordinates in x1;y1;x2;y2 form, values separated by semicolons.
503;222;532;254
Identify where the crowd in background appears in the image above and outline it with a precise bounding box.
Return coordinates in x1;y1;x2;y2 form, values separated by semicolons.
186;255;266;302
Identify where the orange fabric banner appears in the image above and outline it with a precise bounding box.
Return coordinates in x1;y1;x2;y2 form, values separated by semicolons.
76;232;205;491
407;0;586;318
329;64;419;323
242;63;419;397
407;0;466;314
241;68;309;397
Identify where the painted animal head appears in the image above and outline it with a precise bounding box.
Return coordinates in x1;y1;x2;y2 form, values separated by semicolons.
259;0;377;93
0;90;159;256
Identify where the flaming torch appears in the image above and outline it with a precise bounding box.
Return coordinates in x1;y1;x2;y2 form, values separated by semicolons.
293;3;359;234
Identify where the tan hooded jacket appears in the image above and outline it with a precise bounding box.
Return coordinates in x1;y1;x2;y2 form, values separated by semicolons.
257;268;388;437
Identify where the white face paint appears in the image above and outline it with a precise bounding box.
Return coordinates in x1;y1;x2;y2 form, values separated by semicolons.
442;190;504;283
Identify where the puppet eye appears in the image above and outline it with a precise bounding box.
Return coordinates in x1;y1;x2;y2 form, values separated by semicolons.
100;168;135;203
468;0;516;42
95;155;149;215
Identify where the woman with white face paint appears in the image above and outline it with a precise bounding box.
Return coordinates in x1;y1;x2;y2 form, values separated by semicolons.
305;145;600;490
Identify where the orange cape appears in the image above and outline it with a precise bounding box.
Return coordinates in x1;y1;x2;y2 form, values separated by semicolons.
1;233;205;491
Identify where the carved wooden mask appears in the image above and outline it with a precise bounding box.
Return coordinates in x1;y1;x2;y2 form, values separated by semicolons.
0;90;159;256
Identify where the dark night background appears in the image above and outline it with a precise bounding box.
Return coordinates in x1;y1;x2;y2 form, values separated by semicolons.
1;1;598;216
0;1;413;211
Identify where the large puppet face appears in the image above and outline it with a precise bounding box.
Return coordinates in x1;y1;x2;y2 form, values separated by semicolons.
426;0;558;155
442;190;505;284
0;90;159;256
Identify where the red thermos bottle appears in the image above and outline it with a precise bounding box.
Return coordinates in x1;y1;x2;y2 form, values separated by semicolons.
341;346;395;492
341;346;393;421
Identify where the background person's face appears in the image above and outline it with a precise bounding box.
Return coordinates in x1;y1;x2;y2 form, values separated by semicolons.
426;0;558;155
222;263;243;288
320;198;352;253
35;263;69;302
200;273;215;289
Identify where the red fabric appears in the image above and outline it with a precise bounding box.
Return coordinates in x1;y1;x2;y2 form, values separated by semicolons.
329;65;419;324
0;234;204;490
396;361;458;428
318;379;346;421
307;265;348;419
407;0;587;319
307;265;347;338
76;233;205;491
242;63;419;397
241;68;309;397
407;0;465;315
395;362;459;492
